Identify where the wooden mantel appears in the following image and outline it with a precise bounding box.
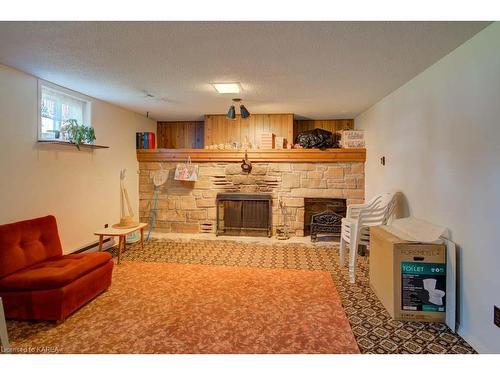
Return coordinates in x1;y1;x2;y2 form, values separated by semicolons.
137;148;366;163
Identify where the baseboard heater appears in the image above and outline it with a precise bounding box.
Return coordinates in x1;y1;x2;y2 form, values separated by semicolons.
71;237;113;254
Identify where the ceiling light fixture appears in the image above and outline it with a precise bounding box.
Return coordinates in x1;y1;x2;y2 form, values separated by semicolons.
226;105;236;120
226;98;250;120
240;104;250;119
212;82;242;94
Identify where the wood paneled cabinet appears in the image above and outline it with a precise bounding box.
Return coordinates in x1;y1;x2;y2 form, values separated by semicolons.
156;115;354;149
204;114;293;149
157;121;204;149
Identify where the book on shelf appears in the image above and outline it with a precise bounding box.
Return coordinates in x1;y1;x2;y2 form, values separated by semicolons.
136;132;142;149
136;132;156;149
148;132;155;149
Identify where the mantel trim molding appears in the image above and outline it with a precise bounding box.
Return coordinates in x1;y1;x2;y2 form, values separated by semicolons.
137;148;366;163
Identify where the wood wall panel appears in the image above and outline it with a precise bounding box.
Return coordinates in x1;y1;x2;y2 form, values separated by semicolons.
204;114;294;148
293;119;354;142
157;121;204;149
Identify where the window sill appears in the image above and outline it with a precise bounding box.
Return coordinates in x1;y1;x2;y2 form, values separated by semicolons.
37;140;109;149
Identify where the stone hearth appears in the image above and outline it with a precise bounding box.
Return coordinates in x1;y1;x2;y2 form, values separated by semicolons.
139;161;364;237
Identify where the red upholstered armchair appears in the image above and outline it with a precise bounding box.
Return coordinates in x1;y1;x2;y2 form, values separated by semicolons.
0;215;113;321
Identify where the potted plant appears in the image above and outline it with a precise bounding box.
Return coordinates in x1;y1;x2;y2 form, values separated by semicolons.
60;119;96;150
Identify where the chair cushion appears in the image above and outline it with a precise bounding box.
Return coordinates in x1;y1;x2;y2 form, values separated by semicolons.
0;215;63;278
0;252;112;291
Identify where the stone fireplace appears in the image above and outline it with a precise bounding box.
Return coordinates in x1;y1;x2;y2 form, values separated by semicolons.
138;161;364;237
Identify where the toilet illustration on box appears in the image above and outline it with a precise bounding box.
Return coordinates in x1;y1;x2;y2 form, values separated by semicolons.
423;278;446;306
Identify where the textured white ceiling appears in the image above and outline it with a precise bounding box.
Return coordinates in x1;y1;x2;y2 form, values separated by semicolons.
0;21;490;120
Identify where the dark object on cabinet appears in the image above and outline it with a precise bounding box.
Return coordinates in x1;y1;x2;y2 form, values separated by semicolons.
295;128;339;149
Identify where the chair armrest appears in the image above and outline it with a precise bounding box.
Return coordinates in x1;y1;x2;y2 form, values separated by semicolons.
341;216;361;230
346;203;368;219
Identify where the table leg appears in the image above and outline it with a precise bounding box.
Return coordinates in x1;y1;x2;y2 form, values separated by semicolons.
117;236;122;265
98;235;104;251
0;297;10;353
140;227;144;251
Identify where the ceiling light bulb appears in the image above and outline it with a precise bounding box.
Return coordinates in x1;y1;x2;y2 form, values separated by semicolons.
213;82;242;94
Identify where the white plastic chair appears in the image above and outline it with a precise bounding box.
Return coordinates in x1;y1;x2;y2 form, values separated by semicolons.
340;192;397;283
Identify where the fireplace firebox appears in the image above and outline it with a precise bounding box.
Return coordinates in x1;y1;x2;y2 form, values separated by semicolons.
216;193;272;237
304;198;347;239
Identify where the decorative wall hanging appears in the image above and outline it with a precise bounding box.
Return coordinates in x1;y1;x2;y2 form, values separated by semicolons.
146;168;169;240
174;156;199;181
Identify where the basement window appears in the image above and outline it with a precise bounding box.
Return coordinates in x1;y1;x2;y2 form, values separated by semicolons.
38;80;92;141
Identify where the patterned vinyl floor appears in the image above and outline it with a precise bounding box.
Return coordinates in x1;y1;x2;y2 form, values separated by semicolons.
108;238;476;354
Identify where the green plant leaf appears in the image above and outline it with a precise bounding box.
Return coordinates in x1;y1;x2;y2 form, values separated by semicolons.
61;120;97;150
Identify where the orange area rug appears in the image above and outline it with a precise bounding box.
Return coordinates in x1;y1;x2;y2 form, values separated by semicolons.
8;262;359;354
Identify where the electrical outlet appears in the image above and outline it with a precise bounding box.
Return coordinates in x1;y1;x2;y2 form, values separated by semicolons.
104;223;108;228
380;156;386;166
494;305;500;328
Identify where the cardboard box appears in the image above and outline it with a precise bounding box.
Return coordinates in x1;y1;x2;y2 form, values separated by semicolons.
342;130;365;148
260;132;275;149
275;136;285;149
369;225;446;322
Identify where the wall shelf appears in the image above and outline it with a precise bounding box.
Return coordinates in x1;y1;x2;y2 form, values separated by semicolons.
37;140;109;149
137;148;366;163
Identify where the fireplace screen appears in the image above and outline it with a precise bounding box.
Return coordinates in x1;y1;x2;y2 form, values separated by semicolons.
216;193;272;237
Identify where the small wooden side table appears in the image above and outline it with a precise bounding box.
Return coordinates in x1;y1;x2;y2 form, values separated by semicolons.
94;223;148;264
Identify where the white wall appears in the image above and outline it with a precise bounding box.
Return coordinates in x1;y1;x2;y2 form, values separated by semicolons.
0;64;156;252
356;22;500;353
